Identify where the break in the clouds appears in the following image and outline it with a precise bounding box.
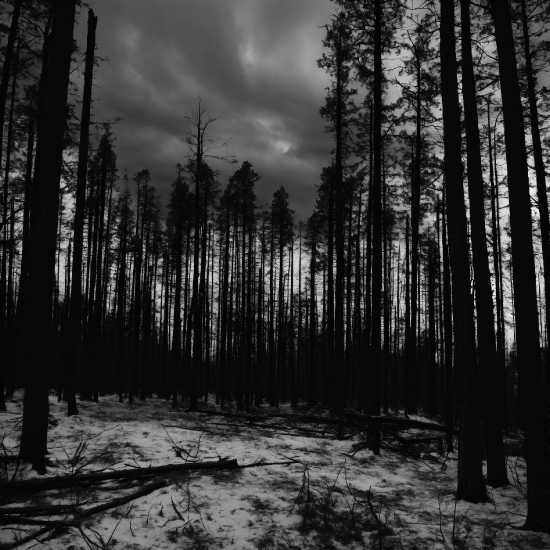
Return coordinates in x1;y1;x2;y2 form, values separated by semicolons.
73;0;335;219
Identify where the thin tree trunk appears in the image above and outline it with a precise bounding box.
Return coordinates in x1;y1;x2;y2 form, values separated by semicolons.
442;196;454;452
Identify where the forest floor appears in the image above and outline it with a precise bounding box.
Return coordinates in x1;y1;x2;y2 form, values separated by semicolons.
0;393;549;550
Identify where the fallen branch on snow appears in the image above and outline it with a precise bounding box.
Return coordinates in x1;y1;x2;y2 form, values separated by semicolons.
0;479;167;549
0;503;82;516
0;459;238;496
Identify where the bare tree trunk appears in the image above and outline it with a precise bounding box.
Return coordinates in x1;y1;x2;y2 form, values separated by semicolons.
441;196;454;452
19;0;77;473
487;102;506;423
10;114;35;399
440;0;486;503
370;0;382;427
459;0;507;487
519;0;550;399
490;0;550;529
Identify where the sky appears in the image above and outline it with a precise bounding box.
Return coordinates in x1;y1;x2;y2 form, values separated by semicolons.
73;0;335;220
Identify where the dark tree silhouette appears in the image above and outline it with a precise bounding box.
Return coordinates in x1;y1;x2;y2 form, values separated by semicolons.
439;0;486;504
19;0;77;473
490;0;550;531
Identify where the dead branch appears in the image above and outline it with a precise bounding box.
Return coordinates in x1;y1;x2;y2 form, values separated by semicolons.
74;479;167;519
0;515;79;527
0;503;81;516
238;459;299;469
0;459;238;496
345;410;458;435
0;479;167;550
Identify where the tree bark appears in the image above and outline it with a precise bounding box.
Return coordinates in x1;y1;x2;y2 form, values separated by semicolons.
459;0;507;488
370;0;382;423
19;0;77;473
440;0;486;503
519;0;550;401
490;0;550;529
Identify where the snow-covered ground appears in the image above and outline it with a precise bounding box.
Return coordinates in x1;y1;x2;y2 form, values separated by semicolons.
1;393;548;549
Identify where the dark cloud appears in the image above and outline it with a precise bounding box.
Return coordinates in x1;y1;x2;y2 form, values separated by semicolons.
74;0;335;220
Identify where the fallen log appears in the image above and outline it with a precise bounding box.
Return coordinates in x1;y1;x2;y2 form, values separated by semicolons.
192;410;267;422
0;515;79;527
195;408;456;435
74;479;167;518
386;430;443;446
195;409;359;429
386;430;445;456
0;459;238;497
0;479;167;550
238;460;300;469
0;503;81;516
345;410;458;435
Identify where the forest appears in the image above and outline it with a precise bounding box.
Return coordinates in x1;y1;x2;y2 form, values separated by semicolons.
1;0;550;548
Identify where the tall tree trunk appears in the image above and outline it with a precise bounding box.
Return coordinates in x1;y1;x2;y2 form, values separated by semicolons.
297;224;303;405
460;0;507;487
308;238;316;407
290;236;296;408
370;0;382;426
442;195;454;452
490;0;550;529
219;210;230;408
92;140;108;402
170;216;183;409
19;0;77;473
255;255;263;407
520;0;550;397
409;64;422;416
382;154;389;414
334;30;345;416
487;102;506;422
404;216;411;415
190;119;204;410
116;220;127;403
327;172;335;408
427;237;437;417
440;0;486;503
269;207;275;406
362;100;374;413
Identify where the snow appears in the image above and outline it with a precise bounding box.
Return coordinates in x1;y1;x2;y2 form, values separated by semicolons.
1;393;549;549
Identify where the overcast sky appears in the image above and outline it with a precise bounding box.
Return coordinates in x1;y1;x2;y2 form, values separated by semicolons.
73;0;335;220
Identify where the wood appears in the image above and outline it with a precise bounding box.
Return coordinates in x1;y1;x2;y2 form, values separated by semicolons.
0;515;79;526
0;503;80;516
74;479;167;519
0;459;238;496
1;480;167;550
440;0;486;503
19;0;78;473
459;0;507;488
490;0;550;528
344;411;457;435
66;8;98;416
190;408;457;435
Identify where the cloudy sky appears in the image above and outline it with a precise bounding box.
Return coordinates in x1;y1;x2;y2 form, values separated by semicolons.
73;0;335;219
